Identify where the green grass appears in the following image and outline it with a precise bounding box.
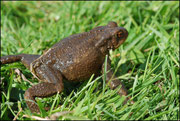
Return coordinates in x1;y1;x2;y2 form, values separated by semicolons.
1;1;179;120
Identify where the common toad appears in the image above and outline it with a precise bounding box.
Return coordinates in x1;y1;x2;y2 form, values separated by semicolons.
1;21;133;113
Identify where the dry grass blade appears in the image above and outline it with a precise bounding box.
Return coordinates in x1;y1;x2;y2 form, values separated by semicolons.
14;69;34;85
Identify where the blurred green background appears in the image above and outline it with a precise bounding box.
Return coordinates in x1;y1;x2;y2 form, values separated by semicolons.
1;1;179;120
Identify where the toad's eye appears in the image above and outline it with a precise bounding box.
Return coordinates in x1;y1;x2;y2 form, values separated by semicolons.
117;31;124;38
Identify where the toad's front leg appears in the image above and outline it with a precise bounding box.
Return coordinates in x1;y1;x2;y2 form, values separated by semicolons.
102;57;134;104
24;65;64;113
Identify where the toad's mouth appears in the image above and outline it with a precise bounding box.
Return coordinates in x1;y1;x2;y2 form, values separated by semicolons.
107;38;126;50
114;38;126;49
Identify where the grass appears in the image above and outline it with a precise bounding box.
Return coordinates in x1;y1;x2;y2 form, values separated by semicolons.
1;1;179;120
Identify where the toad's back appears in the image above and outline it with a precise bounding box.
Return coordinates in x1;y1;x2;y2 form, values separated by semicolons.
32;30;106;82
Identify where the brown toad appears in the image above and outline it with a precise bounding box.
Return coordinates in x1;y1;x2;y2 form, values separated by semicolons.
1;21;133;113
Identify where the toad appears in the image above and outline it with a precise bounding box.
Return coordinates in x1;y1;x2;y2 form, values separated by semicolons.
1;21;133;113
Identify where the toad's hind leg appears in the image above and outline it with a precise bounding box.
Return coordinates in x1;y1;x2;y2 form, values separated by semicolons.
24;65;64;113
0;54;40;69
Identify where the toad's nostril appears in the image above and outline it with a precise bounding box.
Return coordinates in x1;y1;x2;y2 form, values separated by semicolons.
123;29;128;38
